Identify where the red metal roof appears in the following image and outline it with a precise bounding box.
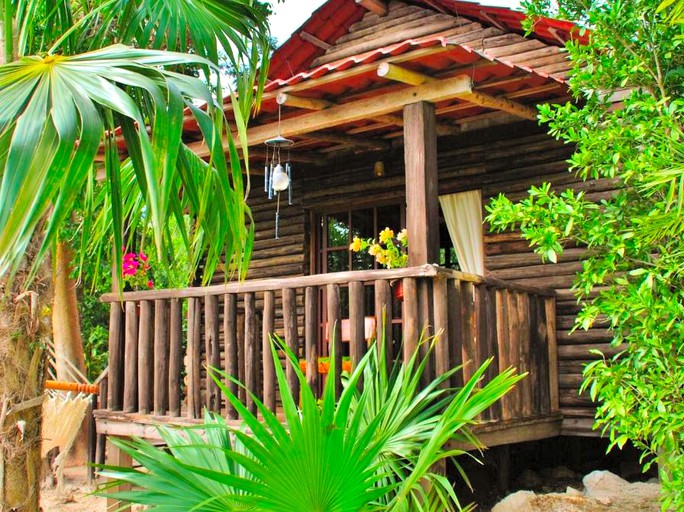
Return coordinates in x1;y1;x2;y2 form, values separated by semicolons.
268;0;586;82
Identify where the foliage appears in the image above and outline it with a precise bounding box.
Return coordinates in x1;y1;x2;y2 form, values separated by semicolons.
0;0;271;288
98;336;522;511
487;0;684;508
350;228;408;269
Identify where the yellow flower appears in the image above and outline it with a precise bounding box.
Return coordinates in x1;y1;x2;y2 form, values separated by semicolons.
397;229;408;242
349;237;363;252
379;227;394;244
376;253;387;265
368;244;381;256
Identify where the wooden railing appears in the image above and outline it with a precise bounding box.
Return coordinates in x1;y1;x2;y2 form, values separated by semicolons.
101;265;559;423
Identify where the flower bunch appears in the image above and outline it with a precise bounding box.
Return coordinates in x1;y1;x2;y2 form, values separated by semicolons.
122;251;154;290
350;227;408;269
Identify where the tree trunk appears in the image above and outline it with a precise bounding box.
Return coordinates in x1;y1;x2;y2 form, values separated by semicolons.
52;241;89;466
0;263;51;511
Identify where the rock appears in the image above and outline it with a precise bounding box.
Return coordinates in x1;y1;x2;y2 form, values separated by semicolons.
583;470;629;497
516;469;543;489
566;486;582;496
492;490;536;512
596;496;612;505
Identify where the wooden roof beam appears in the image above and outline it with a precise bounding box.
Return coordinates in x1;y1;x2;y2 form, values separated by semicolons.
304;130;392;151
187;74;471;156
355;0;388;16
377;63;538;121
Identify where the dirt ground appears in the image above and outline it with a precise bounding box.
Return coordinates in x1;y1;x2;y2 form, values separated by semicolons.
40;467;105;512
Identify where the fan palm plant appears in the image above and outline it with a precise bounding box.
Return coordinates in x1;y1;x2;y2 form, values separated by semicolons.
98;336;523;511
0;0;270;508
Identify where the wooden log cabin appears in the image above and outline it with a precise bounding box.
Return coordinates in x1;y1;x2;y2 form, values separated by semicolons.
96;0;614;498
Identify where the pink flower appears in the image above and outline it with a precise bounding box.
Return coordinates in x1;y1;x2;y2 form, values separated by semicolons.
139;253;148;262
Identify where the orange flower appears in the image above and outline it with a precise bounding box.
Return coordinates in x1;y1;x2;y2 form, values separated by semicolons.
376;253;387;265
349;237;363;252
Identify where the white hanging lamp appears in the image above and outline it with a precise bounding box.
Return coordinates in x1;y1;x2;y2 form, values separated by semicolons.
264;104;294;239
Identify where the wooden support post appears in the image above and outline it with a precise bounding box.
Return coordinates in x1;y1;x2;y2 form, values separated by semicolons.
348;281;366;369
123;301;138;413
262;291;277;411
244;292;258;414
283;288;300;403
137;300;153;414
327;284;343;398
153;300;169;416
106;439;132;512
304;287;320;396
224;294;238;419
107;303;124;411
205;295;221;412
168;299;182;417
404;101;440;265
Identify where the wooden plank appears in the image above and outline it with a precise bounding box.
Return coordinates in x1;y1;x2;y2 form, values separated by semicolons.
506;291;523;418
349;281;366;369
283;288;300;403
244;292;258;415
123;301;138;413
546;297;560;413
402;277;419;364
327;284;343;398
536;296;551;415
432;277;449;388
374;279;393;366
185;76;471;154
448;415;562;451
482;286;500;420
262;290;276;411
187;297;202;419
224;294;239;419
404;102;440;265
204;295;221;412
153;300;169;416
460;282;478;384
168;299;182;417
418;278;434;385
102;265;441;302
137;301;154;414
304;287;320;396
107;303;124;411
356;0;388;16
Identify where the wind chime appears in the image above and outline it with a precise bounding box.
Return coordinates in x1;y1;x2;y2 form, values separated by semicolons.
264;103;293;239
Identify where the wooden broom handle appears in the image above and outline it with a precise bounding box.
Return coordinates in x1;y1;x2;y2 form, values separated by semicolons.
45;380;99;394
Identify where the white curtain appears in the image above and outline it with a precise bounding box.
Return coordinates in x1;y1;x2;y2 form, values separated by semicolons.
439;190;485;275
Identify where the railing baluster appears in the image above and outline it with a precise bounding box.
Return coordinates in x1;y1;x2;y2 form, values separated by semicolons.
262;291;276;411
374;279;392;366
460;282;477;385
224;294;238;419
187;297;202;418
244;292;258;415
108;303;124;411
432;277;449;389
153;299;169;416
123;301;139;413
535;295;551;415
447;279;464;388
418;278;434;385
168;299;182;417
283;288;300;403
507;291;522;418
545;296;560;413
496;289;513;420
348;281;366;370
517;292;533;417
482;286;500;420
304;286;319;397
402;277;419;365
137;300;153;414
327;284;342;398
205;295;221;412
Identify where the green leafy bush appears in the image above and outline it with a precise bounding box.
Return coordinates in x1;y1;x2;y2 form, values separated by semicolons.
98;337;522;511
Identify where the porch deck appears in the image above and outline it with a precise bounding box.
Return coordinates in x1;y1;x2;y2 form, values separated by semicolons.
95;264;560;446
